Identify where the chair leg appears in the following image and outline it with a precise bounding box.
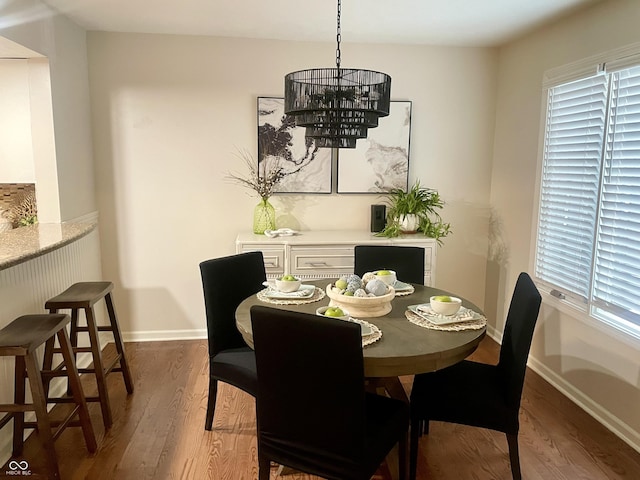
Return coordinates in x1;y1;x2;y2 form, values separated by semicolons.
205;377;218;431
398;429;408;480
258;453;270;480
506;433;522;480
409;418;421;480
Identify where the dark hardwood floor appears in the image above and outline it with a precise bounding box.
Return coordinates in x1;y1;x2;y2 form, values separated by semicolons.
3;337;640;479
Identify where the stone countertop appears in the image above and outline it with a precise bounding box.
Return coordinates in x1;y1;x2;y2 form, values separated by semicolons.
0;222;97;271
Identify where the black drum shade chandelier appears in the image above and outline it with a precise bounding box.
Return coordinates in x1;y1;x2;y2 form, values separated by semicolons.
284;0;391;149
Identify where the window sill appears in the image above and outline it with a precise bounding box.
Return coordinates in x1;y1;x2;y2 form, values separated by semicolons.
539;288;640;351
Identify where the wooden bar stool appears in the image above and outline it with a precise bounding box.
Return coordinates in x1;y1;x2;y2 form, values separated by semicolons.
0;314;97;479
44;281;134;429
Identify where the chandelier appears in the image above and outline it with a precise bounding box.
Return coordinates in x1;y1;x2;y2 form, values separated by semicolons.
284;0;392;149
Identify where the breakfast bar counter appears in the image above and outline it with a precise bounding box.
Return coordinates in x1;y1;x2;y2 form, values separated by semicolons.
0;222;96;270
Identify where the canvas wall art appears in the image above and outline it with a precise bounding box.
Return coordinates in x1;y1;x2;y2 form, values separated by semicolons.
336;101;411;193
257;97;333;194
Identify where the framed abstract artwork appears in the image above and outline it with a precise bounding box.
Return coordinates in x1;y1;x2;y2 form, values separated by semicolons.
257;97;333;194
336;100;411;193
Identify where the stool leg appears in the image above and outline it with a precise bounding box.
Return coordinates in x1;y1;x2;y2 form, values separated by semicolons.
42;336;56;399
12;356;26;456
85;306;113;429
24;351;60;479
66;311;79;396
69;309;79;360
44;307;67;396
56;329;97;453
105;292;134;394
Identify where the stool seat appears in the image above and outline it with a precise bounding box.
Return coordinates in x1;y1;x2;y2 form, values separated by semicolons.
45;281;114;309
0;314;70;354
0;313;97;479
44;281;134;430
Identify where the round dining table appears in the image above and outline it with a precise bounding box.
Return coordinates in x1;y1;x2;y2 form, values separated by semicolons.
235;279;486;382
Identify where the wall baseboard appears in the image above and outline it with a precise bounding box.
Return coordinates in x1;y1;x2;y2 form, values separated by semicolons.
484;329;640;455
122;329;207;343
526;355;640;454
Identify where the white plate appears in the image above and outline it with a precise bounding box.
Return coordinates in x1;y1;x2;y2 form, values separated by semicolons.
264;284;315;299
408;304;481;326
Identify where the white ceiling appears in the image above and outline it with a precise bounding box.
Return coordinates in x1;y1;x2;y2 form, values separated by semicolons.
37;0;599;47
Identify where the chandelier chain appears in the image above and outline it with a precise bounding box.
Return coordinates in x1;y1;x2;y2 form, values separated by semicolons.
335;0;341;69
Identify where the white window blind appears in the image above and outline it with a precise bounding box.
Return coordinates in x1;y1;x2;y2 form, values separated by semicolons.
592;65;640;325
536;74;608;301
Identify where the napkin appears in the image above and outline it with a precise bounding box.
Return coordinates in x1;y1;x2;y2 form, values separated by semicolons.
263;228;299;238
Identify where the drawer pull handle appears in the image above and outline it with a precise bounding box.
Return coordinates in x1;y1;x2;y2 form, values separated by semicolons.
265;261;277;267
307;262;329;267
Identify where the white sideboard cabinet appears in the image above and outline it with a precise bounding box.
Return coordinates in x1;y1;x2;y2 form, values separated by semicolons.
236;230;437;286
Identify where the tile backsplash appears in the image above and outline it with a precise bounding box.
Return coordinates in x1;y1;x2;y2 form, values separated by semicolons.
0;183;37;229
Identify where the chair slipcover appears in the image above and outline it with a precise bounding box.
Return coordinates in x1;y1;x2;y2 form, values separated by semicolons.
199;251;266;430
354;245;425;284
251;305;409;480
409;272;542;480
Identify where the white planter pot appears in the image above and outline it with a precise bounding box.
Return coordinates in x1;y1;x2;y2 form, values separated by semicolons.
399;214;420;233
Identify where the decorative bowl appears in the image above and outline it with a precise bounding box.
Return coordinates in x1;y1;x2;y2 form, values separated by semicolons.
429;295;462;316
326;283;395;318
316;305;350;320
275;278;302;293
374;269;397;286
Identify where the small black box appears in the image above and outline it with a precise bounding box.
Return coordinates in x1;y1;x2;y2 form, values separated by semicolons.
370;205;386;232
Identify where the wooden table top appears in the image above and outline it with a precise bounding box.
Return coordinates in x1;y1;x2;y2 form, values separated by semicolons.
235;279;486;378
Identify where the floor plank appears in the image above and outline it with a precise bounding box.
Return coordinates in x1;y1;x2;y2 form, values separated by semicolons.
3;337;640;479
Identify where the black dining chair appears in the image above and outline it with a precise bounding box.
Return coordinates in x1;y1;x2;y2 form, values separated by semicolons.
408;272;542;480
354;245;425;284
250;305;410;480
199;251;266;431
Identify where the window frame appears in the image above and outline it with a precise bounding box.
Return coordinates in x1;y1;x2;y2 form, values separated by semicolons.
531;42;640;344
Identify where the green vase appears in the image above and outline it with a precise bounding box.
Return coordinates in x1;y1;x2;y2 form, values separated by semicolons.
253;198;276;234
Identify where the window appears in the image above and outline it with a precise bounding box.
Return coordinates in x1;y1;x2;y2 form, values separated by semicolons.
536;58;640;337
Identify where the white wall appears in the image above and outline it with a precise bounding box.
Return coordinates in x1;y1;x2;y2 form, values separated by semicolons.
86;32;497;338
0;0;97;222
0;59;35;182
491;0;640;451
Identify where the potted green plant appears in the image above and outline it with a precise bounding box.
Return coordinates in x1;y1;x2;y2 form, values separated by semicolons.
377;180;452;244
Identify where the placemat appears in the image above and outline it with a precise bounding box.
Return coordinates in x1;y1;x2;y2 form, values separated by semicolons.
405;309;486;331
257;286;325;305
349;318;382;347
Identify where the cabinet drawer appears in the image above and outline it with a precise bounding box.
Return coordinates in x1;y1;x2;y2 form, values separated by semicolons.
237;245;285;275
290;247;354;276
